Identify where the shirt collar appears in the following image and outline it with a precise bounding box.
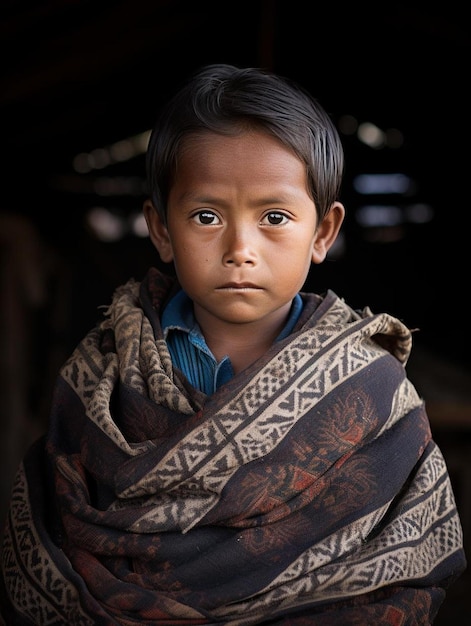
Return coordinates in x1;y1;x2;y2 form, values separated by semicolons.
161;289;197;338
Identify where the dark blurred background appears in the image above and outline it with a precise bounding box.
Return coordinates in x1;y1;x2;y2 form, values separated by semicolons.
1;2;470;622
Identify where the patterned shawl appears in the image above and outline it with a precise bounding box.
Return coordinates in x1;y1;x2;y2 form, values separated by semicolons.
1;267;466;625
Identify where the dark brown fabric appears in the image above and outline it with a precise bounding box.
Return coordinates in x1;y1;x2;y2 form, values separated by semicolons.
1;268;466;624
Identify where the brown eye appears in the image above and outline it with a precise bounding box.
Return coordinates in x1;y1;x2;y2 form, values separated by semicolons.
193;211;220;225
264;212;289;225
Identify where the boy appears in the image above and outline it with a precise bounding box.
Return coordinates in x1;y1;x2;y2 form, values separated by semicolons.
0;64;466;624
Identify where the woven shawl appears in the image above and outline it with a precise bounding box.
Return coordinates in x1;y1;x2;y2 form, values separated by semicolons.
1;267;466;625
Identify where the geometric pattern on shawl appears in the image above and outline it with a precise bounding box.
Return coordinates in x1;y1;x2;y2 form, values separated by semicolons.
1;267;466;625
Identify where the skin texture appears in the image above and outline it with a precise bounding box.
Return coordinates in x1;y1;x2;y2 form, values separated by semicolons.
144;130;345;374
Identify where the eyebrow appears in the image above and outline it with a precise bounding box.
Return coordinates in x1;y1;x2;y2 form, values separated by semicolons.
174;188;304;207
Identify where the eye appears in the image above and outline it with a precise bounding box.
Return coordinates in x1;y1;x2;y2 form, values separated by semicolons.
262;212;290;226
192;210;221;225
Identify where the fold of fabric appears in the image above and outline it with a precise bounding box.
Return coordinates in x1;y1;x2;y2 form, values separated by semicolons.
1;267;466;625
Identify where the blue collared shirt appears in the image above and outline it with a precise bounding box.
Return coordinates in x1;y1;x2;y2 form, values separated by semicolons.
161;290;303;395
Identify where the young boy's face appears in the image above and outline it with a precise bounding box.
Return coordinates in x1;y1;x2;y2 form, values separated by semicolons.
145;129;342;335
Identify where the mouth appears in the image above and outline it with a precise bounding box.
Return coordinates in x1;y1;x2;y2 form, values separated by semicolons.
217;282;262;290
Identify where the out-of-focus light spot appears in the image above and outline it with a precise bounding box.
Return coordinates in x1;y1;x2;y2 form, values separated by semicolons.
405;203;434;223
356;205;403;227
86;207;126;242
357;122;385;148
355;202;434;229
109;139;135;162
89;148;111;170
72;130;151;173
85;208;152;242
353;173;414;195
130;212;149;237
338;114;358;135
338;116;404;150
133;130;151;154
73;153;93;173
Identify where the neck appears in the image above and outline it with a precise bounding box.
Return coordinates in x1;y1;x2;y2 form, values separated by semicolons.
195;307;291;374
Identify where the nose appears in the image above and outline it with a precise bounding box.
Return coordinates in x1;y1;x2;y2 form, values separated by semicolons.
222;223;257;266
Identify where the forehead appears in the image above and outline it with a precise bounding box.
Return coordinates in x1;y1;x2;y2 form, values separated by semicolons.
167;130;312;209
177;129;304;175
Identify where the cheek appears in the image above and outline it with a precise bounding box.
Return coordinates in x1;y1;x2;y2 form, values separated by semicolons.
172;242;213;275
275;236;315;263
276;239;315;279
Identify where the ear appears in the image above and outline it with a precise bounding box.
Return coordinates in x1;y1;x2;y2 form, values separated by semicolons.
143;199;174;263
311;201;345;264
